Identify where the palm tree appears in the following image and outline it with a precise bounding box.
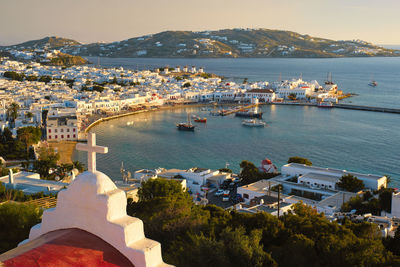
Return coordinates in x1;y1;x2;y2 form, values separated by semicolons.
18;129;33;159
73;161;85;173
7;102;19;127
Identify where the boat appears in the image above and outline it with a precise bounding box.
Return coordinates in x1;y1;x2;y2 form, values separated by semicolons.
317;102;334;108
194;117;207;123
242;119;266;127
368;80;378;87
177;114;196;131
235;108;263;118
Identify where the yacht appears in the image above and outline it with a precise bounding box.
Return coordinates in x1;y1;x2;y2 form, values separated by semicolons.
242;119;266;127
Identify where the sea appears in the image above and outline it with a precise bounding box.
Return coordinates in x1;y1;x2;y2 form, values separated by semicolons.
74;57;400;186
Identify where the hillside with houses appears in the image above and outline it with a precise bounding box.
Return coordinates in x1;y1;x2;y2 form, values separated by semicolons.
2;29;399;59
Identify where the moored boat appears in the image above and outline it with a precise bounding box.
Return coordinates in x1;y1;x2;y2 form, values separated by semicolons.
177;114;196;131
317;102;334;108
368;80;378;87
242;119;266;127
235;109;263;118
194;117;207;123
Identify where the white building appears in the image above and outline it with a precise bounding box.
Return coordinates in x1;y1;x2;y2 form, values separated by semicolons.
245;89;276;102
282;163;387;191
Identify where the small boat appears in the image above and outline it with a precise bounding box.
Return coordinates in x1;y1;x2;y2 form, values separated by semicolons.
242;119;266;127
368;80;378;87
235;109;263;118
177;114;196;131
317;102;334;108
194;117;207;123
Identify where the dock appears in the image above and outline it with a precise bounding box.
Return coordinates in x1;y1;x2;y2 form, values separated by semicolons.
269;102;400;115
219;104;258;116
333;104;400;114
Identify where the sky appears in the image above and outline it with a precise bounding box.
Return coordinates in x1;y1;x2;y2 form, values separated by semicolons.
1;0;399;45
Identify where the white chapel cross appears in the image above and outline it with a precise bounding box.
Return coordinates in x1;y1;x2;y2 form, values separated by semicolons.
76;133;108;173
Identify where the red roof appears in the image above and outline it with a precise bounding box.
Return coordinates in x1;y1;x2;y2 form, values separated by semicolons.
0;229;134;267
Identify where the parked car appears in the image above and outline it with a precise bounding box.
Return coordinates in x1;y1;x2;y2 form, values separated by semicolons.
223;190;230;196
222;196;229;202
215;189;224;196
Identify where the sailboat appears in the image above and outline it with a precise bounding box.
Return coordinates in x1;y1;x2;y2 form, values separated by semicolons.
368;75;378;87
177;114;196;131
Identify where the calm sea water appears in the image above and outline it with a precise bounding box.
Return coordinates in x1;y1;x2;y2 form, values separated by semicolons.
76;57;400;185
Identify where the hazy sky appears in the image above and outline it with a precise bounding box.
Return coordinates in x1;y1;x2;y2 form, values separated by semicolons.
1;0;399;45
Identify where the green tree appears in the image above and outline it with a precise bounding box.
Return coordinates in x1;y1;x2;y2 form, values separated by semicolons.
288;156;312;166
182;82;191;88
288;93;297;100
337;174;364;192
7;102;20;127
0;203;43;253
33;147;60;179
218;168;233;173
17;126;41;158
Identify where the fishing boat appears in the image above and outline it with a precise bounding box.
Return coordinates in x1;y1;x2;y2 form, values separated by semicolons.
242;119;266;127
194;117;207;123
177;114;196;131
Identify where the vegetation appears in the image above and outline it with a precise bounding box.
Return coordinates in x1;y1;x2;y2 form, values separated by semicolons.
342;188;395;215
48;53;88;66
239;160;278;185
337;174;365;192
7;102;20;127
0;202;43;254
0;127;41;160
127;179;399;266
218;168;233;173
287;93;297;100
182;82;191;88
3;71;25;81
288;156;312;166
33;147;60;180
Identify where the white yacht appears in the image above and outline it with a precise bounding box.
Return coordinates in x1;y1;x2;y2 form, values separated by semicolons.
242;119;266;127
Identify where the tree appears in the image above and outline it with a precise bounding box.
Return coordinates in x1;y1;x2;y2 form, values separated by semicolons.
288;93;297;100
182;82;191;88
25;111;34;120
219;168;233;173
17;126;41;158
337;174;364;192
72;161;85;173
0;203;43;253
7;102;20;127
288;156;312;166
33;147;60;179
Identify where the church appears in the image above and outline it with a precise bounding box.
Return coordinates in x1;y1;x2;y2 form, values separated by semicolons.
0;133;172;267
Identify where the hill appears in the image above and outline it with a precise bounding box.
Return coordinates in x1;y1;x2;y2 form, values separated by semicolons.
1;36;80;50
3;29;400;58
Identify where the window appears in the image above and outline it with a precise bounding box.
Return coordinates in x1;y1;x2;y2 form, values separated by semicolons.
61;135;64;138
67;129;70;132
55;129;58;133
73;134;76;138
48;129;51;133
67;135;70;138
243;194;249;199
61;129;64;133
55;135;58;139
48;135;51;139
73;128;76;132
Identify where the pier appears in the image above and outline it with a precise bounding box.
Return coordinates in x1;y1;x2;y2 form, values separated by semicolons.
269;102;400;114
219;104;258;116
333;104;400;114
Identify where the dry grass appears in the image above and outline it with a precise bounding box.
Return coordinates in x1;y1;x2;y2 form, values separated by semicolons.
48;141;77;164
